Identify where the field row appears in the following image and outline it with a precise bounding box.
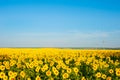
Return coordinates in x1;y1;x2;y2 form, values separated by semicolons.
0;48;120;80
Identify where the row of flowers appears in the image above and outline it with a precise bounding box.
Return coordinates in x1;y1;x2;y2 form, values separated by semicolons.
0;48;120;80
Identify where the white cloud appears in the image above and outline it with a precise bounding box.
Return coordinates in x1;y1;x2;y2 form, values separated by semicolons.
0;30;120;47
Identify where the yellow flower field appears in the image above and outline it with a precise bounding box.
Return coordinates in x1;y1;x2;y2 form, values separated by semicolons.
0;48;120;80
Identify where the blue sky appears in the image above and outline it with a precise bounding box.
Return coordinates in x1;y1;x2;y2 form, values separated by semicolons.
0;0;120;47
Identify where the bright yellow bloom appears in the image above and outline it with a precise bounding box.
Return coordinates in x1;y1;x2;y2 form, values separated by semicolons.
115;60;119;66
13;72;17;78
20;71;25;78
109;69;114;74
81;77;86;80
0;65;5;71
41;67;46;72
73;67;79;73
46;70;51;77
106;76;112;80
56;65;61;69
5;65;10;70
35;76;41;80
65;60;69;64
0;72;5;79
67;68;72;73
53;70;59;76
101;74;106;79
9;77;16;80
35;66;41;72
52;66;56;72
0;62;2;65
39;60;43;65
8;71;14;77
3;75;8;80
50;61;54;66
29;63;34;69
42;64;48;71
62;73;69;79
27;77;31;80
104;63;109;68
10;60;16;67
92;64;98;71
116;69;120;77
95;72;101;78
48;77;54;80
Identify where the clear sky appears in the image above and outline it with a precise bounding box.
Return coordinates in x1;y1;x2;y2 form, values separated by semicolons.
0;0;120;47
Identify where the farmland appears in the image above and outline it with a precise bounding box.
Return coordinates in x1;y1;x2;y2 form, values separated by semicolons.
0;48;120;80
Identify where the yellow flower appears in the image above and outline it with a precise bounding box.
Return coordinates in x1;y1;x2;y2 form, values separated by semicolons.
73;67;79;73
48;77;54;80
35;76;41;80
0;62;2;65
92;64;98;71
29;63;34;69
65;60;69;64
5;65;10;70
3;75;8;80
25;63;29;68
62;65;67;69
27;77;31;80
9;77;16;80
75;61;81;66
115;61;119;66
10;60;16;67
39;60;43;65
116;69;120;77
34;61;39;67
0;72;5;79
101;74;106;79
41;67;46;72
62;70;65;73
106;76;112;80
0;65;5;71
17;63;22;69
115;68;120;71
95;72;101;78
46;70;51;77
56;65;61;70
62;73;69;79
52;67;56;72
81;77;86;80
3;61;9;65
67;68;72;73
13;72;17;78
53;70;59;76
35;66;41;72
50;61;54;66
20;71;25;78
109;69;114;74
104;63;109;68
8;71;14;77
42;64;48;71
